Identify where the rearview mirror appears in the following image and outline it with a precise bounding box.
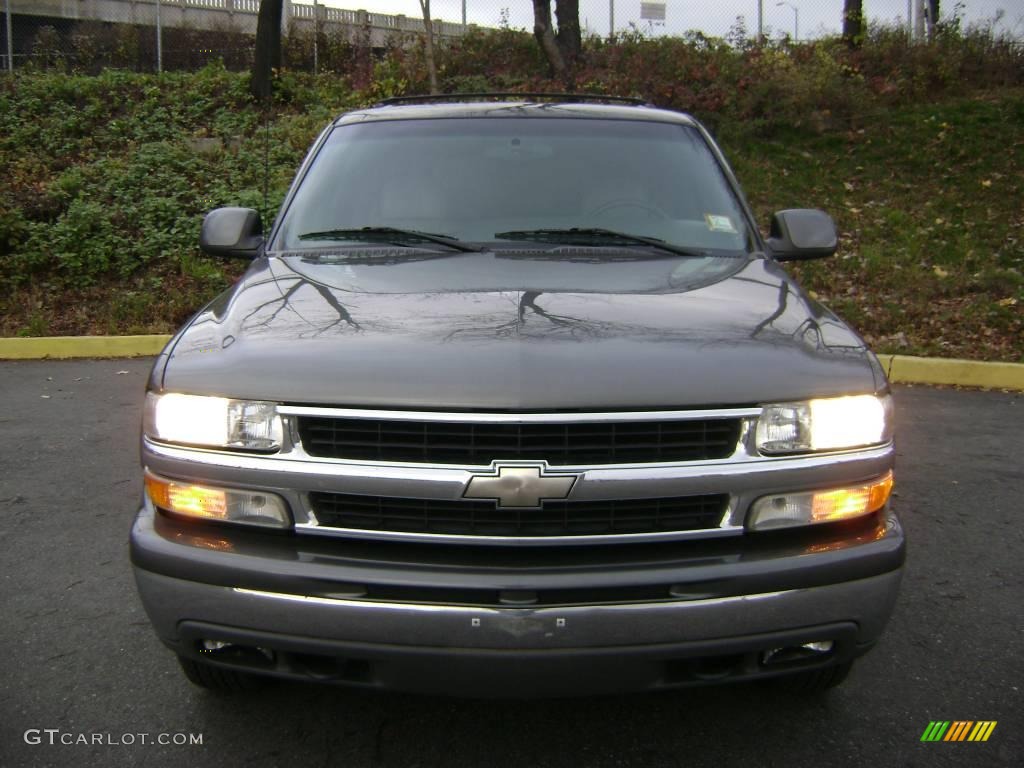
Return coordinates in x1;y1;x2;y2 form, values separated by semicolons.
767;209;837;262
199;207;263;259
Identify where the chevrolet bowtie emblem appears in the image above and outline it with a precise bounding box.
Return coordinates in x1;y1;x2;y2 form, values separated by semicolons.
463;463;577;509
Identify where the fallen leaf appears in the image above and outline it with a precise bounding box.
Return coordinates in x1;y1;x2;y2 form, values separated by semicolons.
981;180;992;188
933;266;949;278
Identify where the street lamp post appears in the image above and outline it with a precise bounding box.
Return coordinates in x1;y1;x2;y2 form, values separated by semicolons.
156;0;162;73
5;0;13;73
776;1;799;41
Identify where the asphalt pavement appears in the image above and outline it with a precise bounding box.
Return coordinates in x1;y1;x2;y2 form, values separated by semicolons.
0;359;1021;768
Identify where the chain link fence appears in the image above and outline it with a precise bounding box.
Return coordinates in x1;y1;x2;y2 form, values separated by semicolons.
2;0;1020;73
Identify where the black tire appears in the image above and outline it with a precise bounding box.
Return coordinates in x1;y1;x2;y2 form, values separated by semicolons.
177;655;267;693
772;660;854;694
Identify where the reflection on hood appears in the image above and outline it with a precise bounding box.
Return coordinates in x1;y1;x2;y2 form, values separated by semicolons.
165;252;877;409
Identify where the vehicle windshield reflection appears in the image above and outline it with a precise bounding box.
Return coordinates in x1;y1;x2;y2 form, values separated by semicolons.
273;118;756;256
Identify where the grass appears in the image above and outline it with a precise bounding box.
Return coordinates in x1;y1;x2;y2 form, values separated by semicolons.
723;92;1023;361
0;66;1020;362
0;67;357;338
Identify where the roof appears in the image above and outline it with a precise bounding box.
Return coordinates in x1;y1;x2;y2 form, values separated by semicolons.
333;99;697;128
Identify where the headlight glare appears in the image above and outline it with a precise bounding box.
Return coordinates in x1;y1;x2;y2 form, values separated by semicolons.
144;392;282;451
757;394;891;454
808;394;890;451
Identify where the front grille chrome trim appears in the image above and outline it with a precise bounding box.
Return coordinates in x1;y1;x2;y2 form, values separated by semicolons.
278;405;763;423
142;421;894;545
294;519;744;547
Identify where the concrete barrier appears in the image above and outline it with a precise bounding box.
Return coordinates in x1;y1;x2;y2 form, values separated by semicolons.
9;0;471;47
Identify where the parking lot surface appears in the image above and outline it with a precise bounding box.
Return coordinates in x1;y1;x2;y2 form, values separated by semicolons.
0;359;1021;767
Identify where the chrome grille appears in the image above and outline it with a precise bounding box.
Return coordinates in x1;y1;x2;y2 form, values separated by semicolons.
297;416;741;465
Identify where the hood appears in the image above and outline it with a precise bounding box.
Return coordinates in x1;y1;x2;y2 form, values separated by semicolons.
159;251;880;409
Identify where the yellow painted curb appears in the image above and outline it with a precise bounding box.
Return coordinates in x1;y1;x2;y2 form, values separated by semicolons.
881;354;1024;391
1;338;1022;391
0;335;172;360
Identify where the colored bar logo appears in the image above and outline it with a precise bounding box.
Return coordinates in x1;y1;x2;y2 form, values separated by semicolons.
921;721;997;742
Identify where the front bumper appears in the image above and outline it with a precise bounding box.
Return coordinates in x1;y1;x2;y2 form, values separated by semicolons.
131;503;905;697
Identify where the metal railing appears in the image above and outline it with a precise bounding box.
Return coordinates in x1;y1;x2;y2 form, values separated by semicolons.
2;0;1019;73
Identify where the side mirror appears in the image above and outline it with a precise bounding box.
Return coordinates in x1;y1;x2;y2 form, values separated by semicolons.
199;207;263;259
767;209;837;261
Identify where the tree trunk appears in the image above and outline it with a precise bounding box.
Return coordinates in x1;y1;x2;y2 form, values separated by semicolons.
251;0;283;102
532;0;568;83
554;0;582;65
927;0;940;38
418;0;439;94
842;0;864;46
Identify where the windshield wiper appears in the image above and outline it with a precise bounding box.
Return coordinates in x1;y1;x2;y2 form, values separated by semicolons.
291;251;458;266
299;227;482;253
494;228;708;258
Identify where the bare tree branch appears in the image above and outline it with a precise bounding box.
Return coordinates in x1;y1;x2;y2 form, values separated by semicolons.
418;0;439;94
532;0;568;83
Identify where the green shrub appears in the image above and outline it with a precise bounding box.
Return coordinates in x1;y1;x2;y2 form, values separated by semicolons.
0;31;1020;356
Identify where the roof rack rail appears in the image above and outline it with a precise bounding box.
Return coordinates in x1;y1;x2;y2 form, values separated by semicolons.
373;93;649;107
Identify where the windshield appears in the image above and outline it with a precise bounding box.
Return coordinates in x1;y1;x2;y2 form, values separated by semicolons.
273;118;756;255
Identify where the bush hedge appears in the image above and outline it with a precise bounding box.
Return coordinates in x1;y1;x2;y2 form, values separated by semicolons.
1;25;1021;358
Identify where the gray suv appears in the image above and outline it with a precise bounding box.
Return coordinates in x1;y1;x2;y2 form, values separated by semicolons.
131;95;904;697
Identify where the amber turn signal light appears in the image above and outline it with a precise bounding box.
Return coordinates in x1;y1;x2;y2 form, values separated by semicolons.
748;471;893;531
144;472;290;529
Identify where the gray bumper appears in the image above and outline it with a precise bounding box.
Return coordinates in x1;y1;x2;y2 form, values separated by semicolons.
136;567;901;650
132;505;904;696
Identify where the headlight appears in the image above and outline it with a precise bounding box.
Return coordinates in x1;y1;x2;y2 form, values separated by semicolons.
756;394;892;454
144;392;283;451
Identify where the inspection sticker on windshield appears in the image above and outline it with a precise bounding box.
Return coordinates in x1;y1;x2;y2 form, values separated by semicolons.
705;214;738;233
